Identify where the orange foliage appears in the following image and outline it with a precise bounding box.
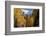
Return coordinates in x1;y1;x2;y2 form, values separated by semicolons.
14;8;26;27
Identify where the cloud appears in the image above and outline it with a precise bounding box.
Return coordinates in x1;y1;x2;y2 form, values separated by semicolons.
21;9;33;15
22;9;29;14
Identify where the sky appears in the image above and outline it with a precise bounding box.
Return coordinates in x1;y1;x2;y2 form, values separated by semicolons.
22;8;33;16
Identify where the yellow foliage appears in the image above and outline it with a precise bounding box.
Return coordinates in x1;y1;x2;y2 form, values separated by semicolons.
14;8;26;27
14;8;22;17
29;16;35;26
14;8;38;27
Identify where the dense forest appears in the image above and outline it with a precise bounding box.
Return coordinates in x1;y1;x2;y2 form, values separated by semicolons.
14;8;39;27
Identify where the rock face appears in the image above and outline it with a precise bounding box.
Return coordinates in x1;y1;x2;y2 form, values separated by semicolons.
14;8;39;27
